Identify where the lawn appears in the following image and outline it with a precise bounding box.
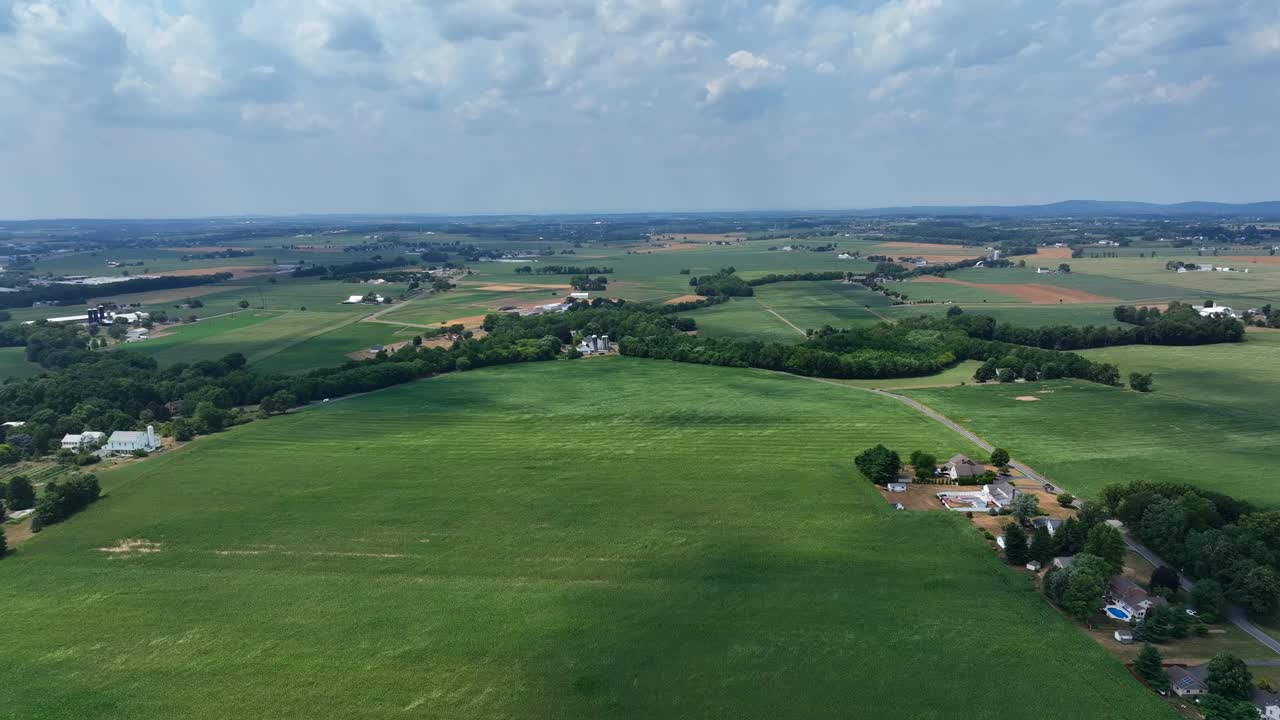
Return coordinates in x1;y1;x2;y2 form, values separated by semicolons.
0;346;42;380
0;359;1174;720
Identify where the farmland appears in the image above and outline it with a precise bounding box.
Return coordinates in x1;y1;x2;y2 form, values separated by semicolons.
0;359;1174;720
900;329;1280;509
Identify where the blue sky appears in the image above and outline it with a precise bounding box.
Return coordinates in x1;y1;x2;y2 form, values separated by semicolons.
1;0;1277;218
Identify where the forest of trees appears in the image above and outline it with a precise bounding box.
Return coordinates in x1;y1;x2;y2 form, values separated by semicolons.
690;268;754;297
291;256;411;279
514;265;613;275
1100;480;1280;616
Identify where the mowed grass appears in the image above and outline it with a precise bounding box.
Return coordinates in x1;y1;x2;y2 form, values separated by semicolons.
0;346;42;380
0;359;1174;720
906;350;1280;506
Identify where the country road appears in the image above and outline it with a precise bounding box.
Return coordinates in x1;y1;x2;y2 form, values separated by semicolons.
788;372;1280;657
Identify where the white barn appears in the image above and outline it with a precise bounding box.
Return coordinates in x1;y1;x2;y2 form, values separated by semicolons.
105;426;161;454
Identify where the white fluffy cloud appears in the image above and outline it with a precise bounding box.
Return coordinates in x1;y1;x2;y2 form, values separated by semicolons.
0;0;1277;216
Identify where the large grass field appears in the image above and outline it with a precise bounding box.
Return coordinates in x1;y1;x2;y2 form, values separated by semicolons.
906;333;1280;507
0;359;1174;720
687;281;890;343
0;346;42;380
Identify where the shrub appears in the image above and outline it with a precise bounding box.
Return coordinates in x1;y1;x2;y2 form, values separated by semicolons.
1057;492;1075;507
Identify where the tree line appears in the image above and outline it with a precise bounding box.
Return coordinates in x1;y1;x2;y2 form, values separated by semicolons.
514;265;614;275
948;303;1244;350
291;256;410;279
0;273;232;310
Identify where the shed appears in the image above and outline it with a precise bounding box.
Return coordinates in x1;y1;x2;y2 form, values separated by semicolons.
1113;629;1133;644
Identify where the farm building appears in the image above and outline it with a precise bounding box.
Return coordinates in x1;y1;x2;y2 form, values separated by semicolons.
943;454;983;481
61;431;105;451
570;292;590;300
576;335;611;355
104;426;161;455
1166;665;1208;698
1036;268;1052;274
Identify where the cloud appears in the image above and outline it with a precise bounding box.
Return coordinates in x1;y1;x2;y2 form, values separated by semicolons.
324;12;384;54
699;50;786;121
239;101;332;136
1102;70;1216;105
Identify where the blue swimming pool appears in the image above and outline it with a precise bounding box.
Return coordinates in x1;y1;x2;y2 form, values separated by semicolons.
1105;606;1131;621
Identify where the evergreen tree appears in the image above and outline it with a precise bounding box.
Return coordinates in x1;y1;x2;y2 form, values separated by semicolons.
1029;525;1056;565
1134;643;1168;692
5;475;35;511
1003;523;1030;566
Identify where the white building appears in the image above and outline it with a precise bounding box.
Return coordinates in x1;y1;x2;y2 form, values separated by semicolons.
105;426;161;454
575;335;611;355
61;431;106;451
1196;305;1238;319
570;292;590;300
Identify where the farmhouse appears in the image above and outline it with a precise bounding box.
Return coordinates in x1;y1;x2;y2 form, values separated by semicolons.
1166;665;1208;698
1106;577;1165;620
943;454;983;481
104;426;161;455
60;431;105;451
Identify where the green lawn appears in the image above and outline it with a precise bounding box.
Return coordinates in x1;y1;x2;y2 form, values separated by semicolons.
0;346;41;380
0;359;1174;720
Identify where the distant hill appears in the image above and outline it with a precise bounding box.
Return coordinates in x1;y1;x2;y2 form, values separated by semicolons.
847;200;1280;218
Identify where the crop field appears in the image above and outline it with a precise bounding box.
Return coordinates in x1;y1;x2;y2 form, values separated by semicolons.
937;267;1187;301
0;359;1173;720
880;303;1126;327
128;310;366;367
687;282;891;342
906;344;1280;507
253;322;419;374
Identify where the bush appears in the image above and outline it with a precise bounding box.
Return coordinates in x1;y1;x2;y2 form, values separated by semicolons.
1057;492;1075;507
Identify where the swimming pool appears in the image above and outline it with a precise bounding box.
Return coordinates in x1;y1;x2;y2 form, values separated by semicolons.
1105;606;1132;621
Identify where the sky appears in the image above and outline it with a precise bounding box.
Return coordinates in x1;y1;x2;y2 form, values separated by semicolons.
1;0;1278;219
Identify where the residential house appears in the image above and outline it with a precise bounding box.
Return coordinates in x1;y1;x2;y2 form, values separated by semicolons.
943;454;984;482
1107;577;1166;620
1166;665;1208;698
1031;517;1063;537
104;426;161;455
982;480;1018;508
1252;689;1280;720
60;431;106;451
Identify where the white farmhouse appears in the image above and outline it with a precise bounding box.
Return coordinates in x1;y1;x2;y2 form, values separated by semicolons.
105;426;161;455
60;431;106;451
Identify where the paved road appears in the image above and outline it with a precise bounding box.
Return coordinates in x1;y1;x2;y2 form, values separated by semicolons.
795;374;1280;657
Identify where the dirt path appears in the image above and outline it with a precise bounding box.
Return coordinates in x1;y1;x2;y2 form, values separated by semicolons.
754;298;806;336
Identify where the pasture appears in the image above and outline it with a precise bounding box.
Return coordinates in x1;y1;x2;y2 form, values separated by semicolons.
0;346;41;380
0;359;1173;720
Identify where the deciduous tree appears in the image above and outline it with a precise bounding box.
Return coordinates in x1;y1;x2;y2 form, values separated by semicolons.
1206;654;1252;700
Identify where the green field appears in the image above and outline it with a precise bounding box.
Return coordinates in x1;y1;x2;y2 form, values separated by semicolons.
0;346;41;380
0;359;1173;719
253;322;419;374
685;281;890;343
906;340;1280;507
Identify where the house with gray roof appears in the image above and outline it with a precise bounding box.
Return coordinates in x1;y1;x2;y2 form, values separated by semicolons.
1253;689;1280;720
943;454;984;481
1031;516;1063;536
1166;665;1208;698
